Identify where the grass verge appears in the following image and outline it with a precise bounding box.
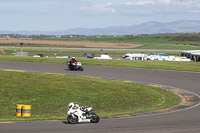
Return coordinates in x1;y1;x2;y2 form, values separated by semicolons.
0;70;180;121
136;44;200;50
0;56;200;72
0;48;181;57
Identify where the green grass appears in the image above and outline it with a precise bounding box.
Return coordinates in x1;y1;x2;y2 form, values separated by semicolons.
33;35;200;45
0;48;181;57
136;44;200;50
1;34;200;50
0;56;200;72
0;70;180;121
32;35;200;50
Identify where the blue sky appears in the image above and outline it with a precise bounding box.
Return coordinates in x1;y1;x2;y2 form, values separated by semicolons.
0;0;200;31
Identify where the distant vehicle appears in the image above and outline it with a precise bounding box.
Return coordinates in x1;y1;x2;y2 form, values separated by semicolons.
56;56;69;58
93;53;112;59
33;54;44;57
123;53;147;60
83;53;95;58
154;53;168;56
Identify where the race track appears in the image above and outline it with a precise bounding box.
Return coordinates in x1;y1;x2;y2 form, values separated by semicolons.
0;61;200;133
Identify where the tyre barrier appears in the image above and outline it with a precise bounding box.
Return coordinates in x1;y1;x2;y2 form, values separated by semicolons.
22;105;31;117
16;105;31;117
16;105;23;117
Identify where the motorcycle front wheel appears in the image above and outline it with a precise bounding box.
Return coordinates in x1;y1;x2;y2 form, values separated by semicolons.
79;66;84;71
90;113;100;123
67;115;78;124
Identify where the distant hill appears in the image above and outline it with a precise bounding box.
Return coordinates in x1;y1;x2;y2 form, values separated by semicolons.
1;20;200;35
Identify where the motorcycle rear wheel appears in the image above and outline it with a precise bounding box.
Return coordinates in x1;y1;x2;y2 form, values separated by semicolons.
68;66;73;71
67;115;78;124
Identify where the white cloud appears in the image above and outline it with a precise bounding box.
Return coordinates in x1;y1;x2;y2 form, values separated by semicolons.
157;0;200;8
113;0;200;15
125;1;155;5
190;10;200;13
76;0;200;16
158;0;171;4
79;3;116;14
0;0;200;31
122;0;200;8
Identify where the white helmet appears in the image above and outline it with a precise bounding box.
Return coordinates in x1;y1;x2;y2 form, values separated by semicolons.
68;102;74;109
72;57;75;59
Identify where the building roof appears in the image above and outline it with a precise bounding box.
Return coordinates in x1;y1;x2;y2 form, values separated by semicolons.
181;50;200;54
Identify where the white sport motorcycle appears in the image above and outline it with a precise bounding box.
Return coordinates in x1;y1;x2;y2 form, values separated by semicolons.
67;102;100;124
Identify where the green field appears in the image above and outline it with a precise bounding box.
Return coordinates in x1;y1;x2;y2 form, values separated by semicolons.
136;44;200;50
0;70;180;121
1;34;200;50
0;56;200;72
33;34;200;45
32;34;200;50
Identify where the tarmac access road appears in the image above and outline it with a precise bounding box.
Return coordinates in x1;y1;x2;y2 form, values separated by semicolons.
0;61;200;133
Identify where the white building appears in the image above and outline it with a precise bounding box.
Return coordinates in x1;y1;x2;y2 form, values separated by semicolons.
181;50;200;62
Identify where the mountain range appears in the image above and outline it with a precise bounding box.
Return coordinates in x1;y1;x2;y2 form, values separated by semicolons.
1;20;200;35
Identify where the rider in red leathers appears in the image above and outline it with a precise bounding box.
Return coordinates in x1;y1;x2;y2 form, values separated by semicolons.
69;57;78;69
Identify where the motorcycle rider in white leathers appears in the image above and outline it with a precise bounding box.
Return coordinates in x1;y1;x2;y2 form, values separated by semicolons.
68;102;90;122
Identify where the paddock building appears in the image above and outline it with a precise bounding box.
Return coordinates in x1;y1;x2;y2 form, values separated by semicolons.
181;50;200;62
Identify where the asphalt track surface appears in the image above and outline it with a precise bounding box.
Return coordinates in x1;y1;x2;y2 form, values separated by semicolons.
0;61;200;133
